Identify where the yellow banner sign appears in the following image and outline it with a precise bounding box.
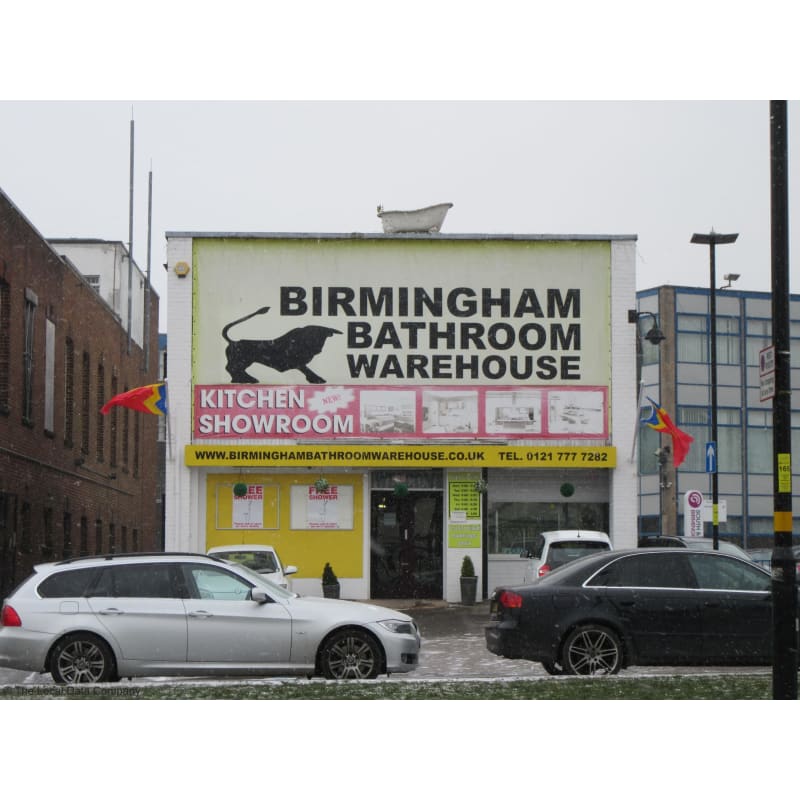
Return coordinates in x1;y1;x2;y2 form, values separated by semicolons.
185;444;616;468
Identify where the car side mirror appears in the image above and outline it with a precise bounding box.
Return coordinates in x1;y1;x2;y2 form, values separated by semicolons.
251;588;271;604
284;566;298;576
520;550;532;559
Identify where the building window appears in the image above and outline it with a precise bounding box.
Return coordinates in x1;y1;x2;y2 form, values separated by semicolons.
95;519;103;554
79;516;89;556
42;506;54;560
676;313;740;366
109;374;118;467
0;280;9;412
81;351;90;454
122;403;130;468
747;409;772;474
20;501;32;554
23;289;38;423
133;411;141;477
64;337;75;447
108;523;115;553
677;406;742;473
63;511;72;559
96;364;105;462
45;318;56;433
121;525;128;552
85;275;101;292
132;528;139;551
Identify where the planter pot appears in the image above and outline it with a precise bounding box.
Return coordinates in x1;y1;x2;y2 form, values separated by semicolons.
322;583;341;599
460;576;478;606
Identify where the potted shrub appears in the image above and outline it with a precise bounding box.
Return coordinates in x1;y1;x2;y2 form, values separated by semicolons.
460;555;478;606
321;562;340;599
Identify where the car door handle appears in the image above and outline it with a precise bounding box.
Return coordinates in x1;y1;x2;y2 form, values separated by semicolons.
98;608;124;615
188;610;213;618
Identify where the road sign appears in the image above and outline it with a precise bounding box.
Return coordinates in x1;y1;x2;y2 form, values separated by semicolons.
705;441;717;473
684;490;704;537
760;344;776;402
759;345;776;376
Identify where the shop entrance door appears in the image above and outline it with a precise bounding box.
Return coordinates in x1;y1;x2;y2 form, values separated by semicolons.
370;491;443;599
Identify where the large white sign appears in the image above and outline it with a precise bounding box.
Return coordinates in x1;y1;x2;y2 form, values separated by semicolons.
192;238;612;389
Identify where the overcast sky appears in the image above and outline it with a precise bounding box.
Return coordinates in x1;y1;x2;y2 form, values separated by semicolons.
3;99;798;332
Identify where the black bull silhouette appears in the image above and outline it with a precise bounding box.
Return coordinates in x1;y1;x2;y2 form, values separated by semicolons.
222;307;342;384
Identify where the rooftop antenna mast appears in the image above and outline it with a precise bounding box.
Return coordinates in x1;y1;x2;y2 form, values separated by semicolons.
127;113;134;354
143;164;152;371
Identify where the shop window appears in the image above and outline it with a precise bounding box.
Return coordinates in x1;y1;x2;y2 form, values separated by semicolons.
487;500;609;555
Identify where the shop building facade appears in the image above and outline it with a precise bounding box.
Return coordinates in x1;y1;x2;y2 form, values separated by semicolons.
165;232;639;602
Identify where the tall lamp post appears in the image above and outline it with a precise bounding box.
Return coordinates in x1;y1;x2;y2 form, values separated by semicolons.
690;230;738;550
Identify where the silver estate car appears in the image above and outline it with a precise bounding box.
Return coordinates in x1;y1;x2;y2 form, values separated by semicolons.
0;552;420;684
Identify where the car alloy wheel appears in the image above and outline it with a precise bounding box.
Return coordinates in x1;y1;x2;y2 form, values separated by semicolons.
563;624;622;676
51;633;116;684
320;628;381;679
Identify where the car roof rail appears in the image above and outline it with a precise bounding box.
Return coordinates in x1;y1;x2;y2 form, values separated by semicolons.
55;552;214;565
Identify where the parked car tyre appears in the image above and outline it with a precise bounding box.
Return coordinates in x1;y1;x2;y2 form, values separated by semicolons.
320;627;382;680
562;624;622;676
50;633;117;684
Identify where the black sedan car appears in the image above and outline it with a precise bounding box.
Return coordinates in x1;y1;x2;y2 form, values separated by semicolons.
485;548;777;676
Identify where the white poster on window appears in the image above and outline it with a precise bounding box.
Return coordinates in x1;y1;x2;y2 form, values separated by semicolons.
290;485;354;530
233;485;264;529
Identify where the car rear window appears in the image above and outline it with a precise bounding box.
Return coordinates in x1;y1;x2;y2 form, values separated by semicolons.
546;541;610;569
218;551;279;573
38;567;100;598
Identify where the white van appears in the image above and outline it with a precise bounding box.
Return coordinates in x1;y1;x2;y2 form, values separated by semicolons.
523;530;612;582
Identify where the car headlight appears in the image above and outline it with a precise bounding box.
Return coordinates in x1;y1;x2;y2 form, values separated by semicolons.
378;619;417;636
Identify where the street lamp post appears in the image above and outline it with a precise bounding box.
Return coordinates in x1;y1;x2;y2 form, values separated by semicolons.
691;231;738;551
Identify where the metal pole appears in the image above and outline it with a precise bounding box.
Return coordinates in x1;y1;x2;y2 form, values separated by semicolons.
144;168;152;372
709;243;719;551
692;232;738;547
769;99;797;700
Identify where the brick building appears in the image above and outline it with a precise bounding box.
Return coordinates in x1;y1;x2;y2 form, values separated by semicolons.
0;187;161;598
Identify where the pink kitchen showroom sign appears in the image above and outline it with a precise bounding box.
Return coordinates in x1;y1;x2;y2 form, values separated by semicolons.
194;384;609;441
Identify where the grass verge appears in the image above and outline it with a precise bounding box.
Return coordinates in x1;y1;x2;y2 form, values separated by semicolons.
0;674;774;700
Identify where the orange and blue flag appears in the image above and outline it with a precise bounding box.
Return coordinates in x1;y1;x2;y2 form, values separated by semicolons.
101;382;168;416
642;397;694;467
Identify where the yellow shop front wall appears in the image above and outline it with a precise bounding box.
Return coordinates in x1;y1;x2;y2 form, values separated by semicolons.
205;473;364;581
